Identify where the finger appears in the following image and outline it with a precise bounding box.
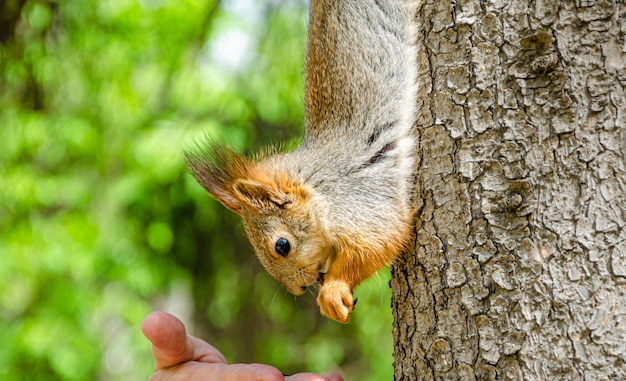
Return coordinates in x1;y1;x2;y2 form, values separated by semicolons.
141;311;226;369
285;373;328;381
142;311;194;369
323;373;345;381
285;373;344;381
150;362;285;381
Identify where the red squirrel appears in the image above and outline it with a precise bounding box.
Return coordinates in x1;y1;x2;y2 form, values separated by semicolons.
187;0;417;323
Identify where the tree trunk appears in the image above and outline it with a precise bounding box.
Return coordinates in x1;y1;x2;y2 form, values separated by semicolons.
391;1;626;380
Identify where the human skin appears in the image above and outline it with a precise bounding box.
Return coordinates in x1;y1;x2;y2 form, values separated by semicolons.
141;311;344;381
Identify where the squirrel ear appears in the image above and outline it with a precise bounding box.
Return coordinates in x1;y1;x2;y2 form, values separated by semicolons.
233;179;292;213
187;157;245;215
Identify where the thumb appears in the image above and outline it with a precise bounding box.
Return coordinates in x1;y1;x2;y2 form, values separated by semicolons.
141;311;213;370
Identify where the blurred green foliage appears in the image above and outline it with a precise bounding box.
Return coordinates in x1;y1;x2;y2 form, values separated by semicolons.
0;0;393;380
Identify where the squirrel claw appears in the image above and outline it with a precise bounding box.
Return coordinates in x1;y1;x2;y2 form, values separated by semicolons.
317;280;354;323
317;272;326;284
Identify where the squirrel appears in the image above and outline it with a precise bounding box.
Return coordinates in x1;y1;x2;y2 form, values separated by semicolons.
186;0;418;323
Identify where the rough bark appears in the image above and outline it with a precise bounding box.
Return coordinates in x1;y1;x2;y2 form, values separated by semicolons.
391;1;626;380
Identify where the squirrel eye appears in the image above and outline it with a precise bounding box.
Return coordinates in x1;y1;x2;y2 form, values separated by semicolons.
275;238;290;257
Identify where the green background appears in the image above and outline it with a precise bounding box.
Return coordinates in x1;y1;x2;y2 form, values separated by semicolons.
0;0;393;380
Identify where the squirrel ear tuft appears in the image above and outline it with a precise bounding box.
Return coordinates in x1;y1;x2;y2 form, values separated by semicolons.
186;156;245;215
233;179;292;213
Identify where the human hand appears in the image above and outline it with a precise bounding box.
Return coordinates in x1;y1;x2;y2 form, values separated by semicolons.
141;311;344;381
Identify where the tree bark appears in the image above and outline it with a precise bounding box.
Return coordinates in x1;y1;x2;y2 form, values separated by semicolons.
391;0;626;380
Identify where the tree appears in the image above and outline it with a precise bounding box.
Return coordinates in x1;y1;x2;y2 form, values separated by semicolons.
391;0;626;379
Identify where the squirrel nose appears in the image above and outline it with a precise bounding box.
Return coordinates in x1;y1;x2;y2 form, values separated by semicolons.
289;285;307;296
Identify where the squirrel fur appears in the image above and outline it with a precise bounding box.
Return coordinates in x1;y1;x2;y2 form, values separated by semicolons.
187;0;418;323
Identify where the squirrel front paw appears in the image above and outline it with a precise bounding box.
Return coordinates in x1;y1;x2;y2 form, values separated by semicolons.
317;280;355;323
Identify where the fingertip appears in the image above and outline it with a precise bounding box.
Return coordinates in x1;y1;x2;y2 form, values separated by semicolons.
286;372;343;381
141;311;166;339
323;373;345;381
142;311;196;370
141;311;186;348
253;363;285;381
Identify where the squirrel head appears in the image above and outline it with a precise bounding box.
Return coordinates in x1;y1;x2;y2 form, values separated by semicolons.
186;145;335;295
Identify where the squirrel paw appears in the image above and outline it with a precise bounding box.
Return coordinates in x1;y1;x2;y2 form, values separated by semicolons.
317;280;354;323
